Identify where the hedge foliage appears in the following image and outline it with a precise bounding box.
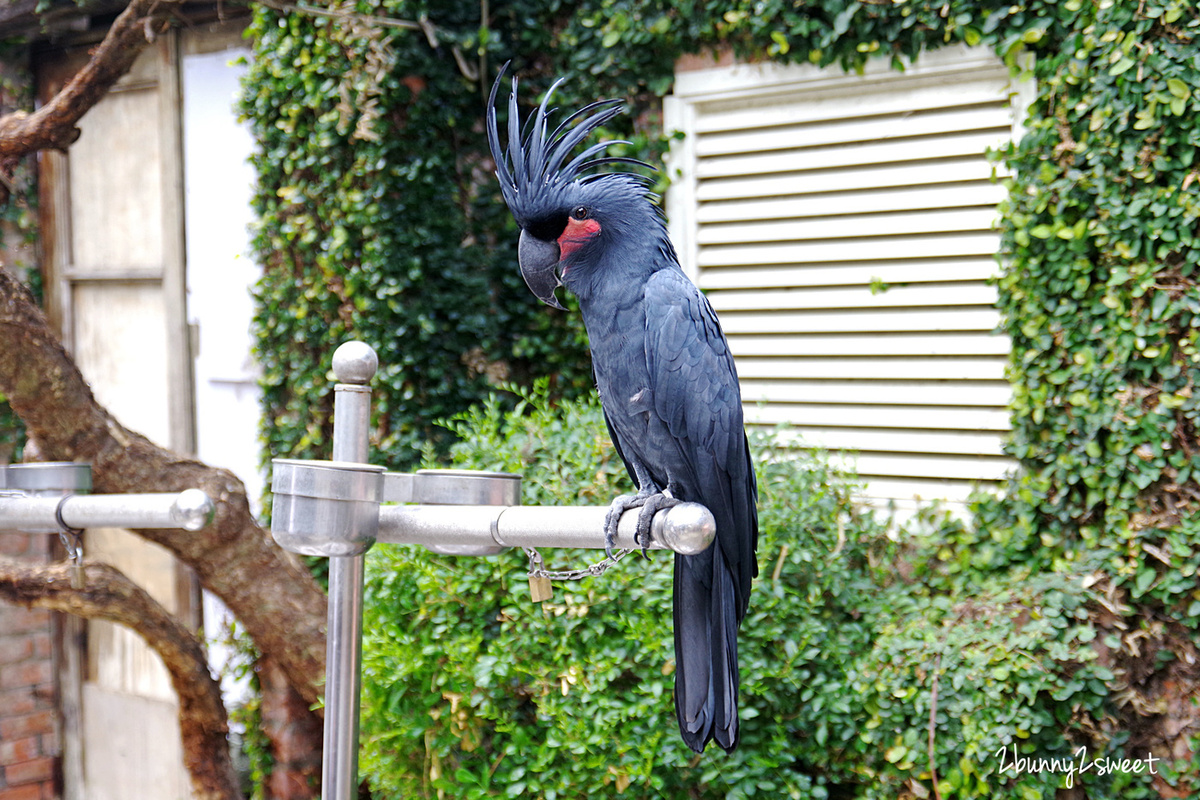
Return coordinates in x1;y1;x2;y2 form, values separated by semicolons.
235;0;1200;796
240;0;663;471
991;0;1200;601
360;389;1163;799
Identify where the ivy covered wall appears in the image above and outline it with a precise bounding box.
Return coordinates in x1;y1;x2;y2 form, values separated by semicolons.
242;0;678;469
241;0;1200;795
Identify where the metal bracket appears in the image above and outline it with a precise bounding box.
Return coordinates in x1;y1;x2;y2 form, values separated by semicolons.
265;341;716;800
270;463;715;559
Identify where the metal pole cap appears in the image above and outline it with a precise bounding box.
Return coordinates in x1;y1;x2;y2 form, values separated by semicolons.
332;341;378;385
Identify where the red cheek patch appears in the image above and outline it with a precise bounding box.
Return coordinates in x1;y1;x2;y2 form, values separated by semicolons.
558;218;601;259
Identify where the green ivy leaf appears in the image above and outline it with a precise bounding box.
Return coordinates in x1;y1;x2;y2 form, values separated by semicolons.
1166;78;1190;99
1109;57;1136;76
1134;566;1157;595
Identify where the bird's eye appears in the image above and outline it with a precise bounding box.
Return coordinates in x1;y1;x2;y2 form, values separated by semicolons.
572;206;589;220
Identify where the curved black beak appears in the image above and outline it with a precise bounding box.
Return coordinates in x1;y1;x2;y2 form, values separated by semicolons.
518;229;566;310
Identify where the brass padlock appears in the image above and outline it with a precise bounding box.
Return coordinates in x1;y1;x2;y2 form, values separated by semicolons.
529;573;553;603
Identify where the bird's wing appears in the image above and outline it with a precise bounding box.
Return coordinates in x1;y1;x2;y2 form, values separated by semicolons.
642;267;758;611
601;401;638;490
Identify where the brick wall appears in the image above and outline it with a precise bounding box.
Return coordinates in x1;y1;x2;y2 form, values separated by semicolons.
0;530;59;800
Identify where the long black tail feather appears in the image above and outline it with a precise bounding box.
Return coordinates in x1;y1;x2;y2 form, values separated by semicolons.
673;546;741;753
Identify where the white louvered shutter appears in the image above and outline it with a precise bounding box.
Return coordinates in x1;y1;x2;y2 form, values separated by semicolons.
664;45;1030;513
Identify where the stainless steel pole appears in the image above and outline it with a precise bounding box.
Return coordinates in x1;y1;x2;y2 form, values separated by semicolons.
322;341;378;800
375;502;716;555
0;490;215;533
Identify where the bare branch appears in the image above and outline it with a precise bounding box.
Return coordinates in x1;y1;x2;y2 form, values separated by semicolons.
256;0;479;80
0;0;186;159
0;557;240;800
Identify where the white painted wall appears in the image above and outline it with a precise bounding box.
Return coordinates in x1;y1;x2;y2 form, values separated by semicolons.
181;44;259;712
183;46;262;508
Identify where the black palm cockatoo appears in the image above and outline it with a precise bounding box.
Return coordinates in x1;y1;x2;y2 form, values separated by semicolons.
486;68;759;754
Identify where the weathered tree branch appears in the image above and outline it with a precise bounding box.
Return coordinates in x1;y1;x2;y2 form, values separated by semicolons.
0;557;239;800
0;265;328;707
0;0;184;158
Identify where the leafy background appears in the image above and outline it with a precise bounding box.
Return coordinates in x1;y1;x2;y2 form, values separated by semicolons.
361;389;1145;799
241;0;1200;797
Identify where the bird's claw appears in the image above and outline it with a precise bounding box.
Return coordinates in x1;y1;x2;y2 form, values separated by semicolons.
603;493;638;559
603;491;680;558
633;492;681;555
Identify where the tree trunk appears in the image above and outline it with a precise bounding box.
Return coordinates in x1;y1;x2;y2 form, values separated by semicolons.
0;557;240;800
260;656;324;800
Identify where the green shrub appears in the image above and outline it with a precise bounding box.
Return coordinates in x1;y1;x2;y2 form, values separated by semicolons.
360;389;1160;799
240;0;662;476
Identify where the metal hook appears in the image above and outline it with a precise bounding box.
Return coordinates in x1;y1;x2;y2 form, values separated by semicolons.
54;496;85;588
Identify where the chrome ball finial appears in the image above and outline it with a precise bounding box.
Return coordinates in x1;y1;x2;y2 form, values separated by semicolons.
332;341;378;385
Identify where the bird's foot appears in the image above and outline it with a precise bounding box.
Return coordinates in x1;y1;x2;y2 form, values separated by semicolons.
603;490;680;557
633;491;680;555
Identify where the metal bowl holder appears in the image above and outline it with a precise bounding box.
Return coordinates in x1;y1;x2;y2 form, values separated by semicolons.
0;340;714;800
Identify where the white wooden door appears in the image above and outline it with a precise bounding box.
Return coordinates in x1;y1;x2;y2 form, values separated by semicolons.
38;33;195;800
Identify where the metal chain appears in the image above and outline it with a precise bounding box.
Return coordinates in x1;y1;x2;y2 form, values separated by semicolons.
523;544;633;581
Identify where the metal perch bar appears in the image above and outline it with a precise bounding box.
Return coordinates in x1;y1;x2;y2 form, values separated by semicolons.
0;490;215;533
376;502;715;555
